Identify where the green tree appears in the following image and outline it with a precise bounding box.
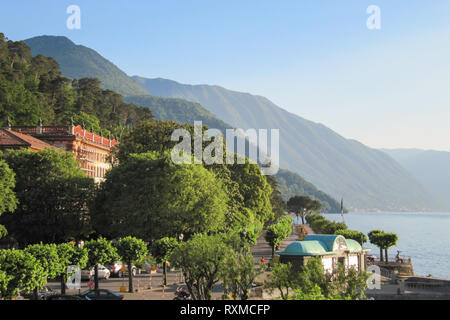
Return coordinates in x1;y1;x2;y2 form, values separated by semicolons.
264;262;299;300
84;238;119;290
150;237;179;286
264;216;292;258
222;250;264;300
56;242;88;294
294;257;368;300
288;285;341;300
333;263;369;300
322;221;348;234
170;234;229;300
24;243;64;300
229;159;274;225
0;149;96;246
0;159;17;242
266;175;287;222
0;249;46;300
335;229;367;246
115;236;148;293
287;196;322;225
114;120;274;230
92;151;228;242
377;233;398;263
0;225;7;240
0;270;11;298
368;230;385;262
297;257;334;298
0;159;17;215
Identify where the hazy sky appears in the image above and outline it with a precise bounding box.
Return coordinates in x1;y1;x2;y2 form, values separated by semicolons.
2;0;450;151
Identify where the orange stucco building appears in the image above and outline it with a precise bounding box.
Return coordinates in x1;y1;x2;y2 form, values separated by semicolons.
0;123;118;182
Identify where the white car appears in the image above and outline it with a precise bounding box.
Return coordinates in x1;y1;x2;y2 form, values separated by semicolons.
81;265;110;280
109;262;137;278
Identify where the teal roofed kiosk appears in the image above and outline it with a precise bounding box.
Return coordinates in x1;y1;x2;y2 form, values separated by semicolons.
276;234;370;273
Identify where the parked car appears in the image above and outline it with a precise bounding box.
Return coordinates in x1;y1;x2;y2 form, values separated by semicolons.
109;262;137;278
81;265;110;280
46;295;84;301
79;289;124;300
22;286;58;300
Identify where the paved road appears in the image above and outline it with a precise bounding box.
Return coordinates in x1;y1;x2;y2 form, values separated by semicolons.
44;221;310;300
47;271;219;300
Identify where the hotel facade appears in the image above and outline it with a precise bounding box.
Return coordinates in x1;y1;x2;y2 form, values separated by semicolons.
0;122;118;183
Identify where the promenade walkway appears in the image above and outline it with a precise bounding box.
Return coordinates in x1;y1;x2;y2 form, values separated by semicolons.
251;221;315;264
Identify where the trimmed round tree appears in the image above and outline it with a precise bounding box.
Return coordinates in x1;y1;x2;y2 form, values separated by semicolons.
264;216;292;258
0;149;95;246
368;230;384;262
84;238;119;290
115;236;148;293
150;237;179;286
0;249;46;300
378;233;399;263
56;242;88;294
24;243;65;300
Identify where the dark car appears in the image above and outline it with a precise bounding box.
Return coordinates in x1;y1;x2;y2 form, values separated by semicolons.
46;295;85;301
79;289;124;301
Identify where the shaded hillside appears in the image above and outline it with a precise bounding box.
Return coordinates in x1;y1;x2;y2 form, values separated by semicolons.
25;35;148;97
276;169;343;213
132;77;447;212
124;95;230;132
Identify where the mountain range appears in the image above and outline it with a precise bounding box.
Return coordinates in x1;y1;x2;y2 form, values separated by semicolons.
131;77;447;212
382;149;450;209
23;35;449;212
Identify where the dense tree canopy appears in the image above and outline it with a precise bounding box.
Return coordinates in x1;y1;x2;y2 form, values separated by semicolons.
0;249;46;300
0;159;17;216
24;243;64;299
113;120;274;231
92;151;229;242
0;149;96;246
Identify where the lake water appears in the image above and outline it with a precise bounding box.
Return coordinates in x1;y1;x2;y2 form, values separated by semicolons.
298;212;450;279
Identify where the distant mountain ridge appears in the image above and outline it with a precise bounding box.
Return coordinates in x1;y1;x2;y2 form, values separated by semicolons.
382;148;450;209
24;35;148;97
132;77;448;212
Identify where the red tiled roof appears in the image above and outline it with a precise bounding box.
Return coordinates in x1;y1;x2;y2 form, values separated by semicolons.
0;129;60;151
